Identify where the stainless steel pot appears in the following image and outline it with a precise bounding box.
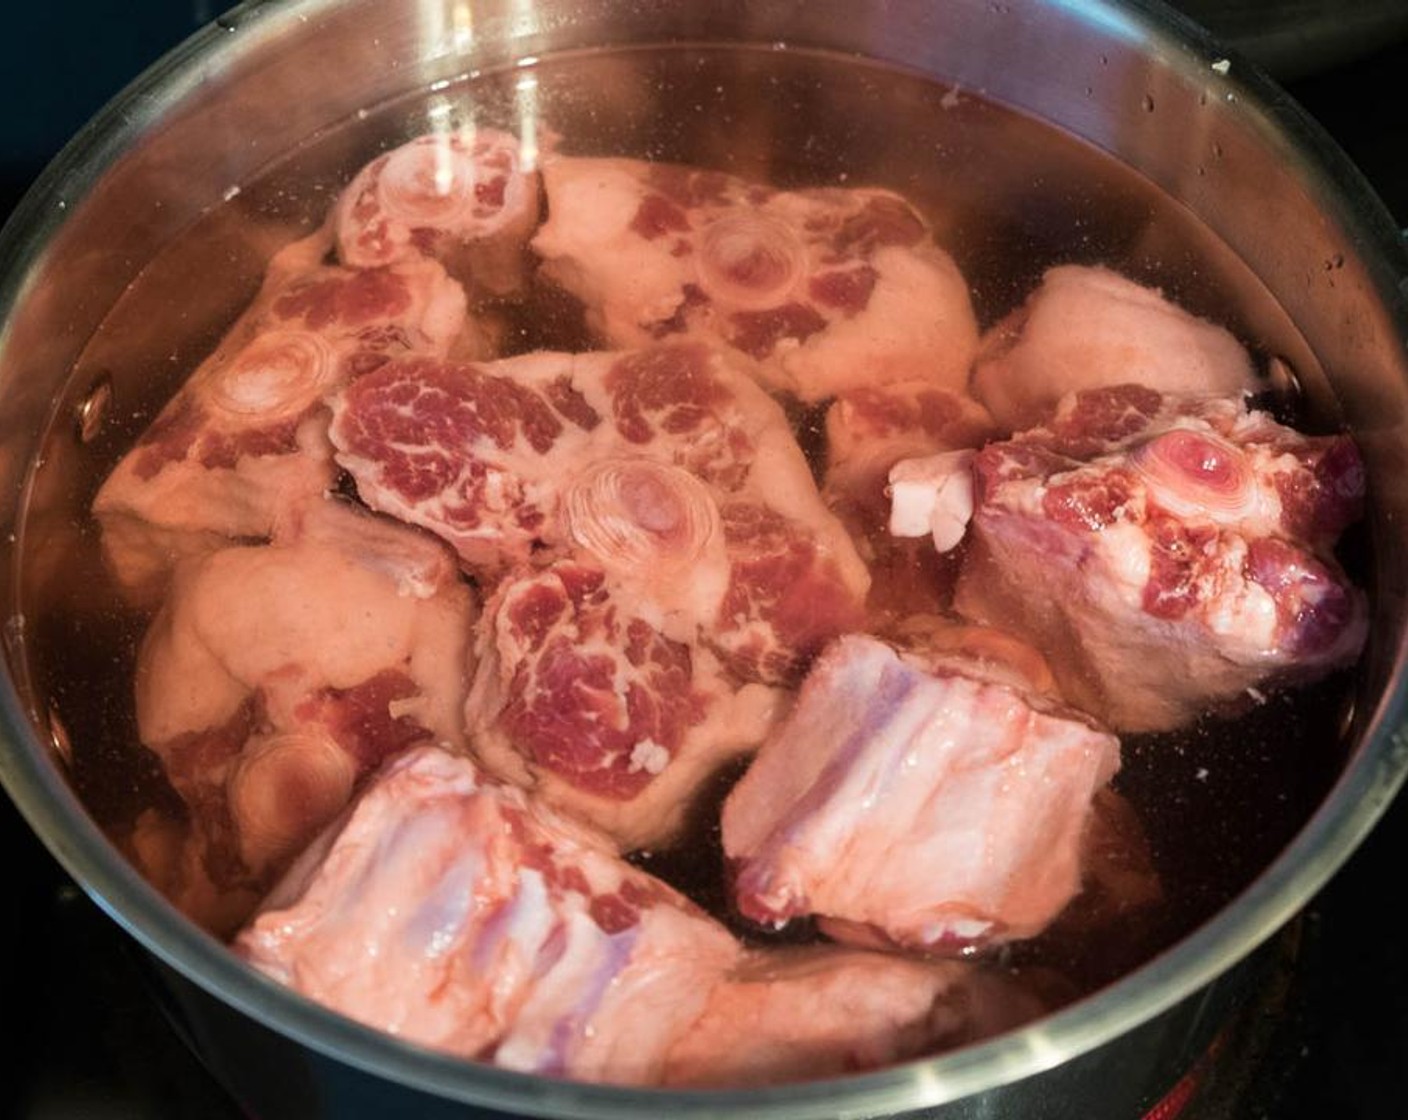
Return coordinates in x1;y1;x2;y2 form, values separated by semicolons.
2;1;1406;1117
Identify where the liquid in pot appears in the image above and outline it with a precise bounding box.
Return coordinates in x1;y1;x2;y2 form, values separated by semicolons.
16;44;1363;1080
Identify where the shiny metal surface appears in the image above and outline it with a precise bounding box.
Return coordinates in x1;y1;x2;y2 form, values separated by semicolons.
1;1;1406;1117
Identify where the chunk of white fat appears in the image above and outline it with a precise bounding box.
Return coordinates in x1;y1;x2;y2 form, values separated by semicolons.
888;450;976;552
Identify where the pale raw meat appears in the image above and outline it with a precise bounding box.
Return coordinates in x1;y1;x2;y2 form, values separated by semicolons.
823;382;994;620
970;264;1259;432
662;947;1048;1087
950;385;1367;731
94;235;478;603
235;746;739;1083
882;613;1058;699
722;634;1121;952
466;558;785;850
334;128;541;298
133;498;476;933
532;156;979;401
329;341;869;681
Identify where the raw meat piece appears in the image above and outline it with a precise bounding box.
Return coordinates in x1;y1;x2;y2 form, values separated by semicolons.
722;634;1120;953
662;946;1049;1087
334;128;541;298
532;156;979;401
970;264;1259;432
823;381;995;619
329;341;869;679
882;612;1058;699
948;385;1367;731
133;498;476;934
94;235;477;603
466;558;785;850
235;746;740;1083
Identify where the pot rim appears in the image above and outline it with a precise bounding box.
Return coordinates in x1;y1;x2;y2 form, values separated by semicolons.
3;0;1407;1116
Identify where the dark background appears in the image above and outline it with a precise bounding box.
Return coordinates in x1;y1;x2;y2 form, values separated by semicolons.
2;2;1407;1117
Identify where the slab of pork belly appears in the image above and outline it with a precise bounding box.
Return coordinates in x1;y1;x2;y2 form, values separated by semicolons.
970;264;1259;433
531;157;979;402
466;557;785;850
133;498;476;934
662;946;1048;1087
722;633;1120;953
948;385;1367;731
823;381;995;620
329;341;869;682
93;238;477;603
333;128;541;299
235;746;739;1082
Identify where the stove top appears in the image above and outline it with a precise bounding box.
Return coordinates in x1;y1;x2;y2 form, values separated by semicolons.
2;4;1406;1117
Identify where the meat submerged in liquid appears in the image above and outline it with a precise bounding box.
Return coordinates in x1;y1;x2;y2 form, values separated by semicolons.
970;264;1260;433
823;381;996;620
326;341;871;648
83;119;1369;1088
131;498;476;934
663;945;1051;1087
722;632;1121;952
93;235;479;604
928;386;1366;731
236;745;1052;1086
238;746;737;1082
332;128;541;299
466;555;785;849
532;156;979;401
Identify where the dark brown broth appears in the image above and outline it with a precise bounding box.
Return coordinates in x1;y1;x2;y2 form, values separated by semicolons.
20;44;1358;1009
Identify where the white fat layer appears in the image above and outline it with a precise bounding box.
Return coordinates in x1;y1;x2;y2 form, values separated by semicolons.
888;450;975;551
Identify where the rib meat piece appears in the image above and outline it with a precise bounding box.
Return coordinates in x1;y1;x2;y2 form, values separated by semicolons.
94;236;477;604
329;341;869;681
970;264;1259;432
466;558;785;850
532;157;979;402
334;128;541;298
132;499;476;934
662;946;1049;1087
949;385;1367;731
235;746;739;1083
722;633;1120;953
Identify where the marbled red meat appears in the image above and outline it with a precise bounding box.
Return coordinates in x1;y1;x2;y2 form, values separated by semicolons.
722;633;1120;952
710;501;869;684
938;386;1367;730
235;746;741;1082
329;342;869;664
94;232;479;603
334;128;541;298
130;499;476;934
532;157;979;401
970;265;1259;432
466;558;785;850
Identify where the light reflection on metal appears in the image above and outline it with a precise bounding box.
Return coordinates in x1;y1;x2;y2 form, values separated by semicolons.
424;96;459;195
451;1;474;55
515;72;541;172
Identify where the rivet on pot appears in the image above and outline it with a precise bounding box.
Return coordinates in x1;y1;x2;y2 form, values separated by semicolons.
75;375;113;444
47;706;73;771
